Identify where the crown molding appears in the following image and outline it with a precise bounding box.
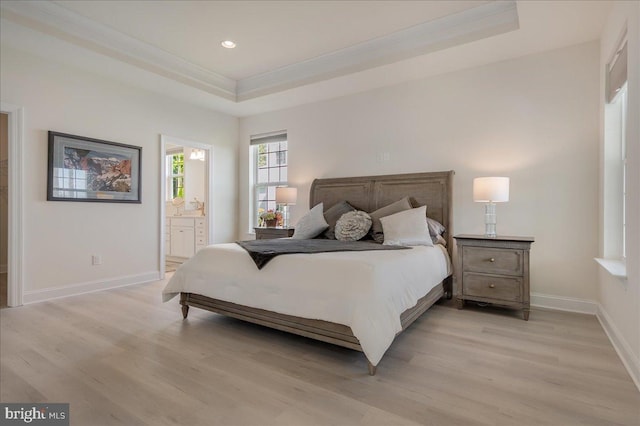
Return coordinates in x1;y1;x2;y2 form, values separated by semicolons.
236;1;519;101
1;1;518;103
0;0;237;101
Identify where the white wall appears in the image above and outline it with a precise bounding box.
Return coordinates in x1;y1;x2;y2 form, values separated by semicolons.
0;45;238;299
240;42;600;303
598;1;640;388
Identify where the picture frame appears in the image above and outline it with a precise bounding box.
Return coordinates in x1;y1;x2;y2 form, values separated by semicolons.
47;131;142;203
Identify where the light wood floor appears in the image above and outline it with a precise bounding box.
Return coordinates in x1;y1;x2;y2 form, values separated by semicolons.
1;277;638;426
165;260;182;273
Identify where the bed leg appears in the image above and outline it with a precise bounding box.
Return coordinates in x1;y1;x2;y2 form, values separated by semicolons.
367;361;377;376
181;304;189;319
444;276;453;299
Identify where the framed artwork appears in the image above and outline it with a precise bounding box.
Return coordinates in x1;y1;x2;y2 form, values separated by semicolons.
47;131;142;203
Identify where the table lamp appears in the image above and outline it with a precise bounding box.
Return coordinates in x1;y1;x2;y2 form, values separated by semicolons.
473;177;509;237
276;187;297;228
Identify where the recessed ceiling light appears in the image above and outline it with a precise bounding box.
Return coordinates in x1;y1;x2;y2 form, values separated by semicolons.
221;40;236;49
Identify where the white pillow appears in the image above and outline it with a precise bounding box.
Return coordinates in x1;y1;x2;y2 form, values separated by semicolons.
292;203;329;239
380;206;433;246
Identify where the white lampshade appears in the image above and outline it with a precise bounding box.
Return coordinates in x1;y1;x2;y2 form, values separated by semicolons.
276;187;297;205
473;177;509;203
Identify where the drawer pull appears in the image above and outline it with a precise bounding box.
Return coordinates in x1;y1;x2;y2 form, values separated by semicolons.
489;284;495;288
489;258;496;262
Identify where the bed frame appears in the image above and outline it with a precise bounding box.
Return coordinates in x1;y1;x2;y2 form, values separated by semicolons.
180;170;454;375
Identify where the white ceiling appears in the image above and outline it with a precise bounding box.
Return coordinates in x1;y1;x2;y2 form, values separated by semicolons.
54;0;488;81
0;1;611;117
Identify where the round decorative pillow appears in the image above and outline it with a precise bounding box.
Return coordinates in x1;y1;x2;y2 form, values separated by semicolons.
335;211;372;241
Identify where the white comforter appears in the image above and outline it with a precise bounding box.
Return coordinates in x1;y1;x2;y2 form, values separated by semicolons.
163;243;451;366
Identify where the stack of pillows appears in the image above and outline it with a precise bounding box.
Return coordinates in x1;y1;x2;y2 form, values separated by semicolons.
291;196;446;246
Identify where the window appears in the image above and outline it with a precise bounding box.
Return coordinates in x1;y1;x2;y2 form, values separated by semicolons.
250;132;287;228
604;84;627;259
598;36;627;278
166;151;184;200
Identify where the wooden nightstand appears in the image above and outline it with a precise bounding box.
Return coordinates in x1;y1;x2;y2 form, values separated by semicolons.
254;227;295;240
454;234;534;320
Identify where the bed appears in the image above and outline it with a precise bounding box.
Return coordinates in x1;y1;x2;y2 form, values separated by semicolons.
163;171;454;375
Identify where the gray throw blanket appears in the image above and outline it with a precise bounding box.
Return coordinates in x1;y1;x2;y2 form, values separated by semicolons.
236;239;410;269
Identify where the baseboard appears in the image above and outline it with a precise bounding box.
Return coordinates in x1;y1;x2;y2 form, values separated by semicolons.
530;292;598;314
22;271;160;304
597;304;640;392
166;255;188;263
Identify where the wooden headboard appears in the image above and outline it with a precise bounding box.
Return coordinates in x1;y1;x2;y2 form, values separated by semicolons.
309;171;455;257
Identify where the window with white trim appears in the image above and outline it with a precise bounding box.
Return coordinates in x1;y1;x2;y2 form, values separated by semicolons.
250;132;287;228
599;36;627;276
166;150;184;200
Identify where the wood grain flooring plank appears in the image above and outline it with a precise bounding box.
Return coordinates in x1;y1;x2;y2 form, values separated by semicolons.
1;278;638;426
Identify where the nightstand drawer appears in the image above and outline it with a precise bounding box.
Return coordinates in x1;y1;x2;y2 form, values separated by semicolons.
463;273;522;302
462;246;523;276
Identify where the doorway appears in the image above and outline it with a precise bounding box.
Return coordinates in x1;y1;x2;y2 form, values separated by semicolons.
159;135;213;278
0;113;7;308
0;103;24;307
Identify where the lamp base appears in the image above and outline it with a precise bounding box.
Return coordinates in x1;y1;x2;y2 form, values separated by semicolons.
282;205;290;228
484;203;497;238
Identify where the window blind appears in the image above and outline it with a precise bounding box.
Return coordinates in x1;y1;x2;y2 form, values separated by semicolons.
250;131;287;146
607;41;627;103
166;147;184;155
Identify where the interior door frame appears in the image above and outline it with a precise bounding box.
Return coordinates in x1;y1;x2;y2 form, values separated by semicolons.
1;102;24;307
159;134;213;279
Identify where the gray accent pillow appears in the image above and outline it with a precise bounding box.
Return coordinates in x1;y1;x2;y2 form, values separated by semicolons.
292;203;329;239
323;200;356;239
434;234;447;246
427;217;446;239
335;211;372;241
368;197;413;243
426;217;446;235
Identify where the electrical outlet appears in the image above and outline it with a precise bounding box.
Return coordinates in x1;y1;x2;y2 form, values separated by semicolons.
377;152;390;162
91;255;102;266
